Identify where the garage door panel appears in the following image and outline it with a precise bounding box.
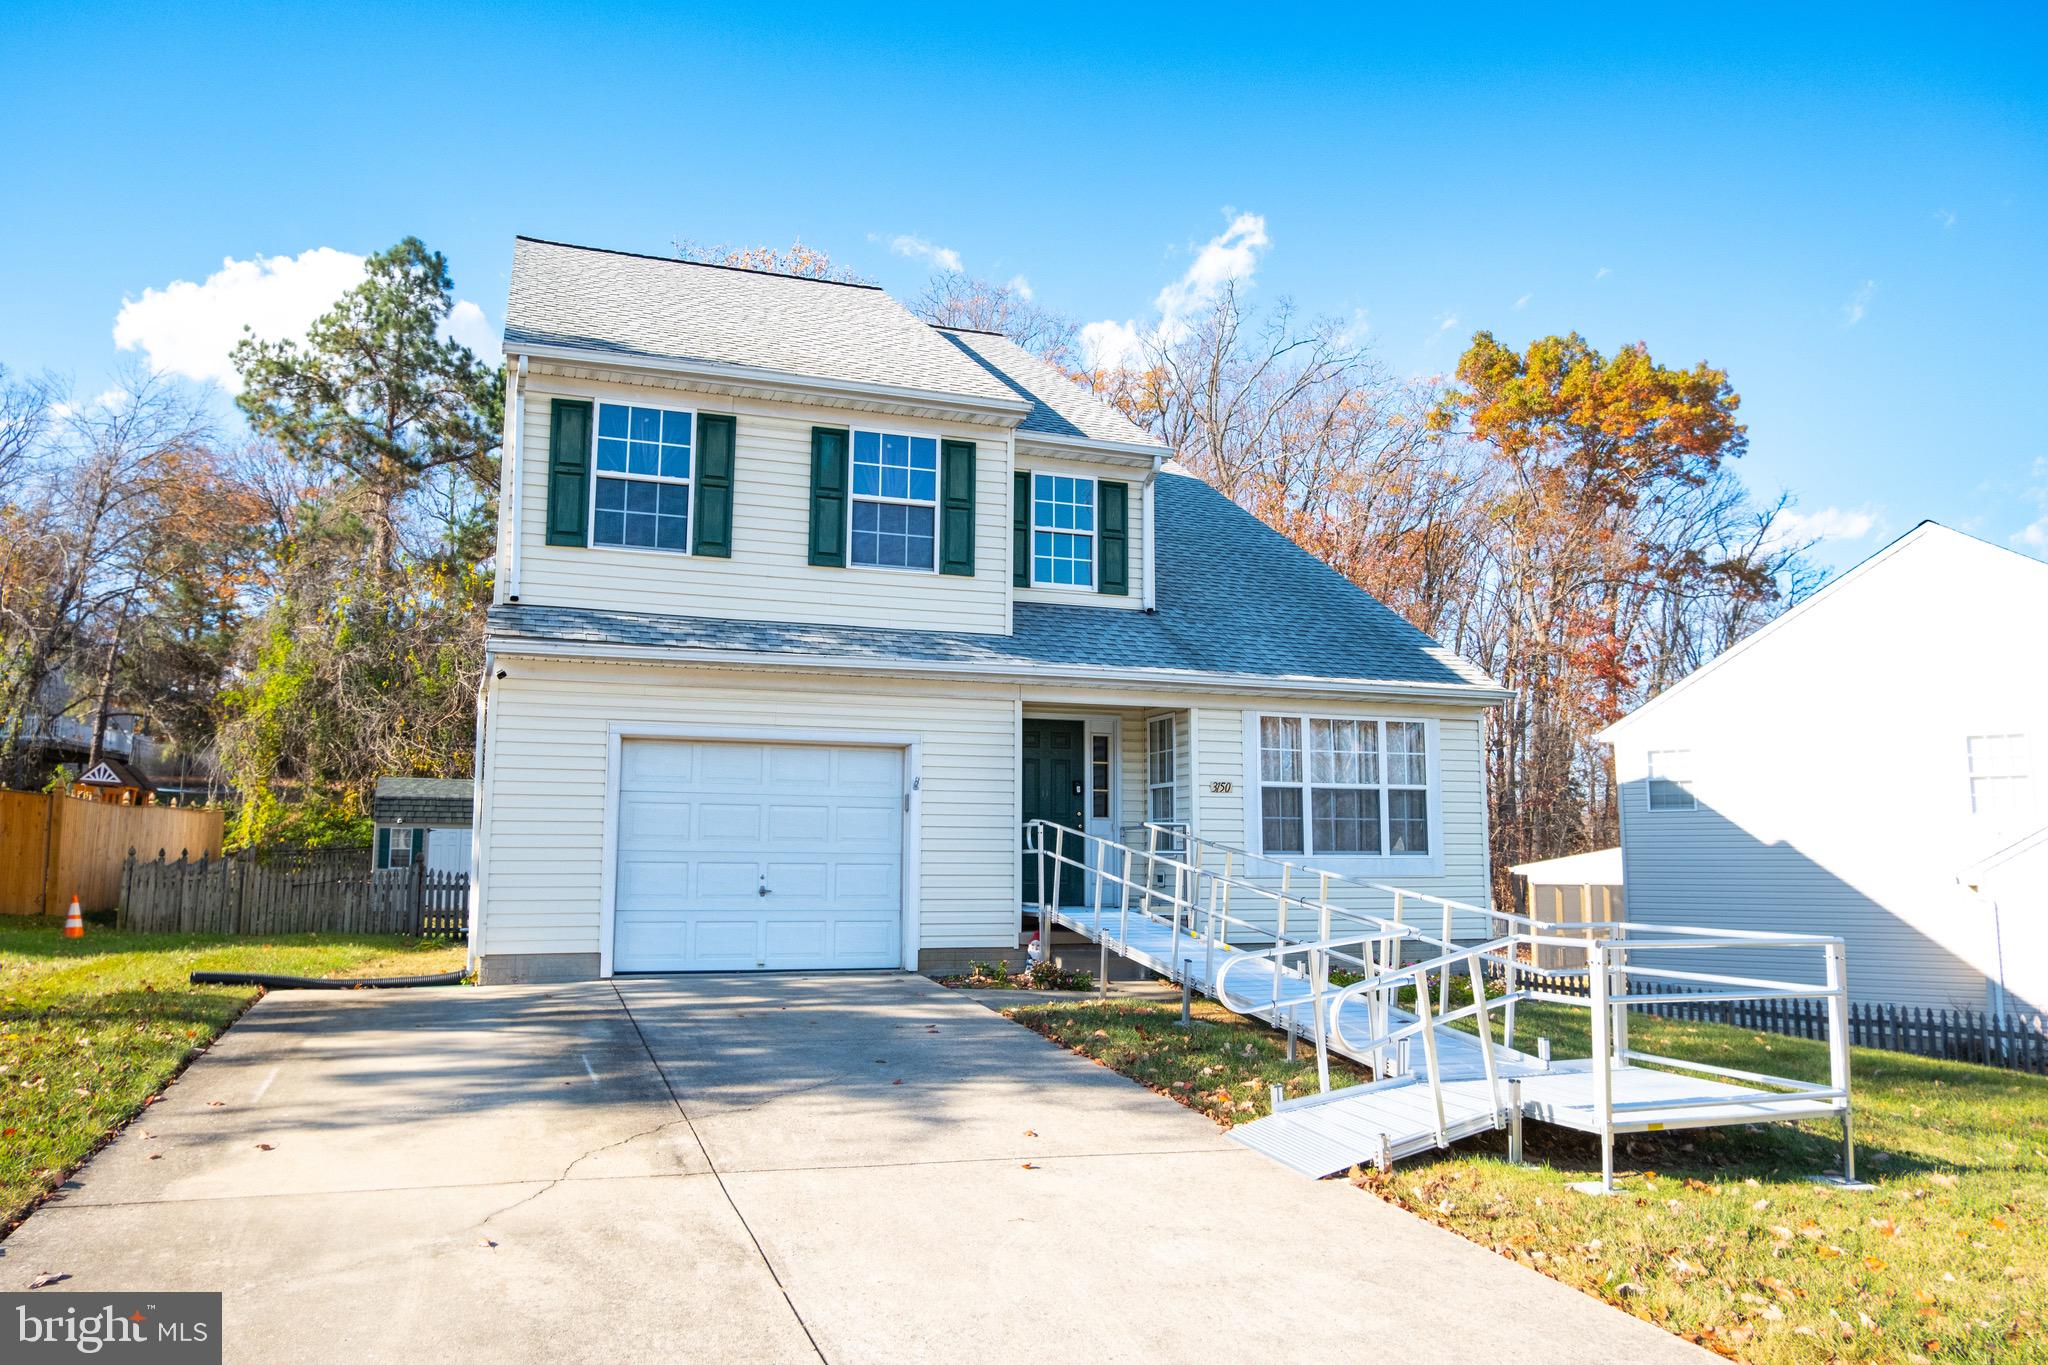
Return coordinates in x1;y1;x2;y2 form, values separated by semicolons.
613;739;906;972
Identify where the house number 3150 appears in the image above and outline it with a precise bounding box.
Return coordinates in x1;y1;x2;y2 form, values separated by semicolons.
1209;781;1233;793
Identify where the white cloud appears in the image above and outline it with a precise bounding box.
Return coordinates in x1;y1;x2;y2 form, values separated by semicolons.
1842;279;1876;327
1079;211;1271;370
1512;292;1532;310
1593;266;1611;281
1934;208;1957;229
1764;504;1881;550
1436;313;1459;333
1006;274;1033;302
112;247;496;389
887;234;963;273
2019;517;2048;553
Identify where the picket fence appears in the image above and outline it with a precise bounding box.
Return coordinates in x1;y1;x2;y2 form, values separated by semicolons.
1492;967;2048;1075
117;847;468;939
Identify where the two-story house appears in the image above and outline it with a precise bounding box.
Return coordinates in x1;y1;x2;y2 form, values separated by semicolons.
467;237;1507;983
1601;522;2048;1015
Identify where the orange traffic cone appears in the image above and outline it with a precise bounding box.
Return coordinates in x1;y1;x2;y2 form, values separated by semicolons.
63;895;84;938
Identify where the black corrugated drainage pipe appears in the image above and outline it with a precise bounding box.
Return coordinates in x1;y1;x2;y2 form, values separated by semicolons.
189;970;467;990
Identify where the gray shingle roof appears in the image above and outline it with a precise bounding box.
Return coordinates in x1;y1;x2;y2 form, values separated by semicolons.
935;328;1165;449
489;471;1500;696
505;238;1021;406
373;777;474;826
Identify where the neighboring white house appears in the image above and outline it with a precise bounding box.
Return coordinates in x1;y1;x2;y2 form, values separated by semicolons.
373;777;473;878
1601;522;2048;1014
467;236;1509;984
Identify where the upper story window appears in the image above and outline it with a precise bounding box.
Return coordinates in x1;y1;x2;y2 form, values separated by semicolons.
1147;717;1176;823
1646;749;1695;811
1967;734;2030;818
1032;474;1095;588
850;430;937;571
1257;715;1430;856
593;402;691;552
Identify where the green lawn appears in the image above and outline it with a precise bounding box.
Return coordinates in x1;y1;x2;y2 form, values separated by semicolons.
1007;998;2048;1363
0;920;468;1231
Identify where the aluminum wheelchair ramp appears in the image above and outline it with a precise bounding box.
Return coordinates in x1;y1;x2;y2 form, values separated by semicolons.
1227;1072;1511;1177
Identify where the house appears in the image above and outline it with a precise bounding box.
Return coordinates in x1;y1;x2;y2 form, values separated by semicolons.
373;777;474;877
1601;522;2048;1015
467;237;1508;984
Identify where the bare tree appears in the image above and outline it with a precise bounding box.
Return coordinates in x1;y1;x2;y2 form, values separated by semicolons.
914;273;1081;371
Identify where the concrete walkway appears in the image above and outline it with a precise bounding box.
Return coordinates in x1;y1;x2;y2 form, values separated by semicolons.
2;973;1706;1363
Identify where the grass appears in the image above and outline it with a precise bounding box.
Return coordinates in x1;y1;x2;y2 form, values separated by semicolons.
0;918;468;1232
1008;996;2048;1363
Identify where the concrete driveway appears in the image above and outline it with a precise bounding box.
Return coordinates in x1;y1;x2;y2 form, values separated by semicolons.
3;973;1704;1363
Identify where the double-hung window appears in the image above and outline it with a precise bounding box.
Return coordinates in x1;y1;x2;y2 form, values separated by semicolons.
1147;717;1176;823
1032;473;1095;587
1967;734;2030;819
1646;750;1695;811
1256;715;1430;856
592;402;691;552
850;430;938;570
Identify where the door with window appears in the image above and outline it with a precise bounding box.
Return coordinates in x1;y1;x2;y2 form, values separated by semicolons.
1022;719;1087;906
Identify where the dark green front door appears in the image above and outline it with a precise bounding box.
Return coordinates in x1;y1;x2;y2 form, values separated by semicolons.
1022;718;1086;907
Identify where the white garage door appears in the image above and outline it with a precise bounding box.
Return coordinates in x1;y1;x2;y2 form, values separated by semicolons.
612;738;905;971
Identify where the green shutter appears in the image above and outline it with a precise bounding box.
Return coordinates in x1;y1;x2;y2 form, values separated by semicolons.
545;399;592;547
939;440;976;576
375;827;391;870
808;427;848;567
693;413;735;557
1097;480;1129;595
1013;470;1031;587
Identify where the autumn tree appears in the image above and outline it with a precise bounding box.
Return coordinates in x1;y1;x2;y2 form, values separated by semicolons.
672;238;872;284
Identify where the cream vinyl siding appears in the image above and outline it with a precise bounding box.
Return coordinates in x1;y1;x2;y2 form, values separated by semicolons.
479;661;1018;961
512;372;1011;634
1607;526;2048;1013
1014;453;1149;610
1199;701;1494;940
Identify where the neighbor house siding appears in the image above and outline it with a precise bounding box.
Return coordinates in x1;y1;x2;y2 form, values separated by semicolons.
511;368;1012;635
1609;528;2048;1013
1012;452;1149;610
479;660;1019;966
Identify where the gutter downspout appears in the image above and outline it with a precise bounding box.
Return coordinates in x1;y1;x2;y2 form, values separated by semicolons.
504;354;527;602
467;649;496;973
1142;453;1163;611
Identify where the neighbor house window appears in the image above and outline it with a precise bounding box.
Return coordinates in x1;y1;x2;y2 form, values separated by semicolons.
1646;750;1695;811
1031;473;1095;587
1147;717;1176;824
1256;715;1430;856
592;402;691;552
1967;734;2030;818
850;430;937;570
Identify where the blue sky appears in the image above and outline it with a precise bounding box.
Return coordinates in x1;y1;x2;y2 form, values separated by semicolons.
4;2;2044;566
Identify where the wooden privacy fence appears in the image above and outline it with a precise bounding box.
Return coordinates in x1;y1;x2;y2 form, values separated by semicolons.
1;790;223;915
1489;967;2048;1075
117;848;468;939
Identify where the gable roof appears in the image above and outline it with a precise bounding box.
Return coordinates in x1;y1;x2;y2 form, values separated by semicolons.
373;776;474;826
934;328;1164;450
489;469;1503;699
505;237;1025;412
77;757;148;789
1600;520;2048;741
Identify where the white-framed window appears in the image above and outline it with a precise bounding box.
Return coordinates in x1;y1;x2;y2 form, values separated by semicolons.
1967;734;2030;818
850;430;938;571
1031;473;1095;588
1256;715;1430;856
1646;749;1695;811
1147;716;1176;823
384;828;418;869
1090;734;1112;819
592;401;692;552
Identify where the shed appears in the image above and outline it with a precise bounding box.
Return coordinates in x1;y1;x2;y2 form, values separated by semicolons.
1509;848;1624;970
372;777;475;875
72;757;153;806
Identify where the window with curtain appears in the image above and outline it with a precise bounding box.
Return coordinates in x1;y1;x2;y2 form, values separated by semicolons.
1256;715;1430;856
